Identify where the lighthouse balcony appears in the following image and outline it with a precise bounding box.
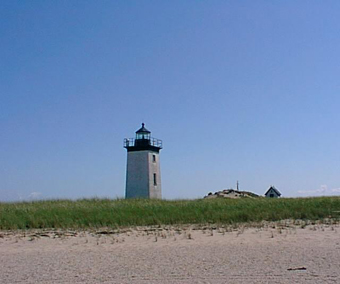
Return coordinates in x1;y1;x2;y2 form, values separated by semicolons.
124;137;163;149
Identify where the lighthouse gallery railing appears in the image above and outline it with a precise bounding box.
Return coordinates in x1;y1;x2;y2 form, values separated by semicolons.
124;138;163;148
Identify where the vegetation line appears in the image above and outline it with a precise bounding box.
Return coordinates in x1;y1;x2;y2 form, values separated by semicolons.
0;197;339;230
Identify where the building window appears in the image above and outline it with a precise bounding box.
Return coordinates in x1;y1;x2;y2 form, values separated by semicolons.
270;193;274;198
153;173;157;185
152;155;156;162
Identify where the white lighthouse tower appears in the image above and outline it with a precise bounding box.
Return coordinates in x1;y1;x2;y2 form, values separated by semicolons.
124;123;163;199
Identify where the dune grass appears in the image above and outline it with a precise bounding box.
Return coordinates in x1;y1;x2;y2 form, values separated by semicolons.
0;197;339;230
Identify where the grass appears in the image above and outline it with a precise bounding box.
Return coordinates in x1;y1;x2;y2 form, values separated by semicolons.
0;197;339;230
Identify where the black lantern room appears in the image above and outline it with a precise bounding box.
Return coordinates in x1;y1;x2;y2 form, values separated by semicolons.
124;123;162;152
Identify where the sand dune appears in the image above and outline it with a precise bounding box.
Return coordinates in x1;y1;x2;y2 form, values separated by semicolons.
1;222;339;283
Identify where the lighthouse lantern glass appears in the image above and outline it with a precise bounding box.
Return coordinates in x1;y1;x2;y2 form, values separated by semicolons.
136;132;150;140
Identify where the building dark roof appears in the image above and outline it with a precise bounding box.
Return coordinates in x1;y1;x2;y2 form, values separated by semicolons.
136;123;151;134
264;186;281;196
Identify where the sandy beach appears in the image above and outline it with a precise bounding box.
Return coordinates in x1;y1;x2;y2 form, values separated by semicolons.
1;222;339;284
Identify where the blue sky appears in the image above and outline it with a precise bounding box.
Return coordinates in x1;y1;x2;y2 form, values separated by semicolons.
1;1;339;201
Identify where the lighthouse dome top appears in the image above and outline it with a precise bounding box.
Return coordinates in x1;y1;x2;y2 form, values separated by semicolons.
136;123;151;134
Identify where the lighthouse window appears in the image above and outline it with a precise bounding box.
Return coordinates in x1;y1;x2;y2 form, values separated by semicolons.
153;173;157;185
152;155;156;162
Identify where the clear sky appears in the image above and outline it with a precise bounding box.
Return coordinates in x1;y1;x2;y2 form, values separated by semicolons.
1;1;340;201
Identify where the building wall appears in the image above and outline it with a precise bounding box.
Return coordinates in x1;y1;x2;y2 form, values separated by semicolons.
265;188;279;198
125;151;149;198
148;152;162;199
125;150;161;199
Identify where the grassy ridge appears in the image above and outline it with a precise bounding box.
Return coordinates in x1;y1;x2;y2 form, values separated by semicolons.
0;197;340;230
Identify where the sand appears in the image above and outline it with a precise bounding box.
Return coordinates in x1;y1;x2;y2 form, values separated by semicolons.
1;222;339;284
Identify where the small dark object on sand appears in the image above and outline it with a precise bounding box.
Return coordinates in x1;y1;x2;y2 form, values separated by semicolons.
287;267;307;271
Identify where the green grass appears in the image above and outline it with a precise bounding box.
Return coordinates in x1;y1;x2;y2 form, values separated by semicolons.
0;197;339;230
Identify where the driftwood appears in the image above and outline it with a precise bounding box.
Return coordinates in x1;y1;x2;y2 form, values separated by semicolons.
287;267;307;271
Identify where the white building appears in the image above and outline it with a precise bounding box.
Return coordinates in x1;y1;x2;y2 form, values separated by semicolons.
264;186;281;198
124;124;162;199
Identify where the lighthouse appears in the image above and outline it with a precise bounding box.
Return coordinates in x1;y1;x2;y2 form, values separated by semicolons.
124;123;163;199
